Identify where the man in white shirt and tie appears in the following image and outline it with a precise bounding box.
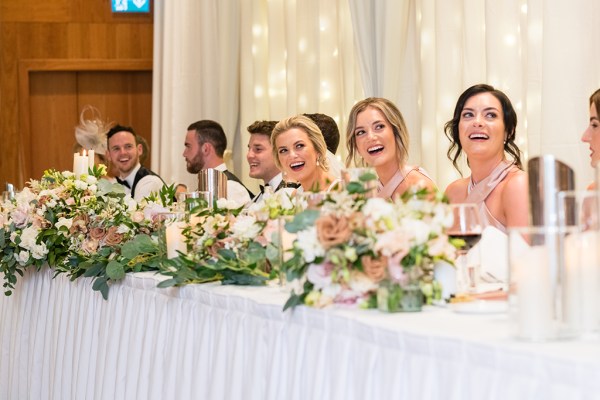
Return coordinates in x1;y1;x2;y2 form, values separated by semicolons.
183;120;253;206
106;125;165;201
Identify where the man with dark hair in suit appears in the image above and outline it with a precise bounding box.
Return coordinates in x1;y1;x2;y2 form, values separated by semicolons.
106;124;166;201
184;120;253;205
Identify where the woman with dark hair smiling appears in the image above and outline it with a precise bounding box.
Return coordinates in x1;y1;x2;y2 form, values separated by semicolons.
444;84;528;233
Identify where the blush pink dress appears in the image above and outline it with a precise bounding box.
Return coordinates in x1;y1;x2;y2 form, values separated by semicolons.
465;160;520;234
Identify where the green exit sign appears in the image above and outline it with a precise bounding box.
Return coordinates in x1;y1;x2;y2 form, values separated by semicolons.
112;0;150;13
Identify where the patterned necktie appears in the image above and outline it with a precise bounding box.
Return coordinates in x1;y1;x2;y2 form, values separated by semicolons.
116;177;131;189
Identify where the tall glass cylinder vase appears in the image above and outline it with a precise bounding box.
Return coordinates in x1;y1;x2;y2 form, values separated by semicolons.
377;263;423;313
508;226;581;341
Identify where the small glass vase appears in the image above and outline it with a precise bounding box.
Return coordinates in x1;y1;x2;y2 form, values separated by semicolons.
377;278;423;312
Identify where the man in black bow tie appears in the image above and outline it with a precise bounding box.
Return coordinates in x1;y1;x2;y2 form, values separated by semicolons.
246;120;299;204
107;125;165;201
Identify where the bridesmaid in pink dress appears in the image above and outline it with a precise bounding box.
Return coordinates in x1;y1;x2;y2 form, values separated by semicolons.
443;84;529;233
345;97;436;200
581;88;600;190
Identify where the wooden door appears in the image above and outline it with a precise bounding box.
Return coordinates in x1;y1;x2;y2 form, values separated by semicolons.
28;70;152;181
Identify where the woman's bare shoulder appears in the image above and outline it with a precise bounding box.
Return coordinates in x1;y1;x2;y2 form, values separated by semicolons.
444;178;469;203
404;168;437;190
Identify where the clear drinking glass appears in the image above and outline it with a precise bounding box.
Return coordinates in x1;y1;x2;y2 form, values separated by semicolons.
446;203;483;293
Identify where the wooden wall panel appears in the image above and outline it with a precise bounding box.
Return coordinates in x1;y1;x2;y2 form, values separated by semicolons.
29;72;78;178
77;70;153;164
0;0;153;188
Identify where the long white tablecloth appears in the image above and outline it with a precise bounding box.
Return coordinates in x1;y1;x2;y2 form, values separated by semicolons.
1;266;600;400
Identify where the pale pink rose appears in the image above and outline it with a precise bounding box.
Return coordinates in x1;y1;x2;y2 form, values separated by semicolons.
361;254;387;283
306;262;334;289
103;226;124;246
81;238;99;254
387;252;408;284
31;214;51;229
70;213;89;234
11;207;29;228
65;198;75;206
131;211;145;223
89;226;107;240
315;214;352;249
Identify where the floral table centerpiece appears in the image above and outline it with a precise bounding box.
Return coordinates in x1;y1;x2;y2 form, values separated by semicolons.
282;174;458;312
158;188;301;288
0;167;175;298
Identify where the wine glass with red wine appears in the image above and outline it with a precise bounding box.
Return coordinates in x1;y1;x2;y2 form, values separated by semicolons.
447;203;483;293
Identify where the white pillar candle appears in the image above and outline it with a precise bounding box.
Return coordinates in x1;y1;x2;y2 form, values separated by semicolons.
74;153;87;177
563;231;600;333
514;245;554;339
88;149;95;171
73;152;79;174
563;233;583;330
165;221;187;259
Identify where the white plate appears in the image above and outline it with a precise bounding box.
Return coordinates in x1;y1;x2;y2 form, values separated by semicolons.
449;300;508;314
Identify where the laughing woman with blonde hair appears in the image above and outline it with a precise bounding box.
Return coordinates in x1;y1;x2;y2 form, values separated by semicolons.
346;97;435;200
272;115;341;193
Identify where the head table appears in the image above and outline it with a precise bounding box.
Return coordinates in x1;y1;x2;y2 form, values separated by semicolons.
1;266;599;400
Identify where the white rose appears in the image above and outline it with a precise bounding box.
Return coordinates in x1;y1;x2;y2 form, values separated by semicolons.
289;276;307;296
231;215;262;241
20;226;40;249
402;218;431;244
295;226;325;263
306;262;333;290
31;243;48;260
15;250;30;265
217;198;242;210
74;180;88;190
55;217;73;233
362;198;395;222
375;229;410;257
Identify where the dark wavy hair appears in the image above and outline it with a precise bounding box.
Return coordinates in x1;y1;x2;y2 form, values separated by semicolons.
444;84;523;174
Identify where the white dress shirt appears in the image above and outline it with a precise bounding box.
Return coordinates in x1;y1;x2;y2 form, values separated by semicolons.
120;164;165;202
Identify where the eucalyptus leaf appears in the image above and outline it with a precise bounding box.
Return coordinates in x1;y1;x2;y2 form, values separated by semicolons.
83;262;104;277
121;234;156;259
106;260;125;280
285;210;320;233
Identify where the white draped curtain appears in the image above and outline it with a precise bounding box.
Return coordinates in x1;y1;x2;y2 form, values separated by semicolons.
152;0;600;192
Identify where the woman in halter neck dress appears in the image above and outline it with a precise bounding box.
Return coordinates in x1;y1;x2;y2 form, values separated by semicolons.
346;97;436;200
271;115;341;193
444;84;528;233
581;88;600;190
